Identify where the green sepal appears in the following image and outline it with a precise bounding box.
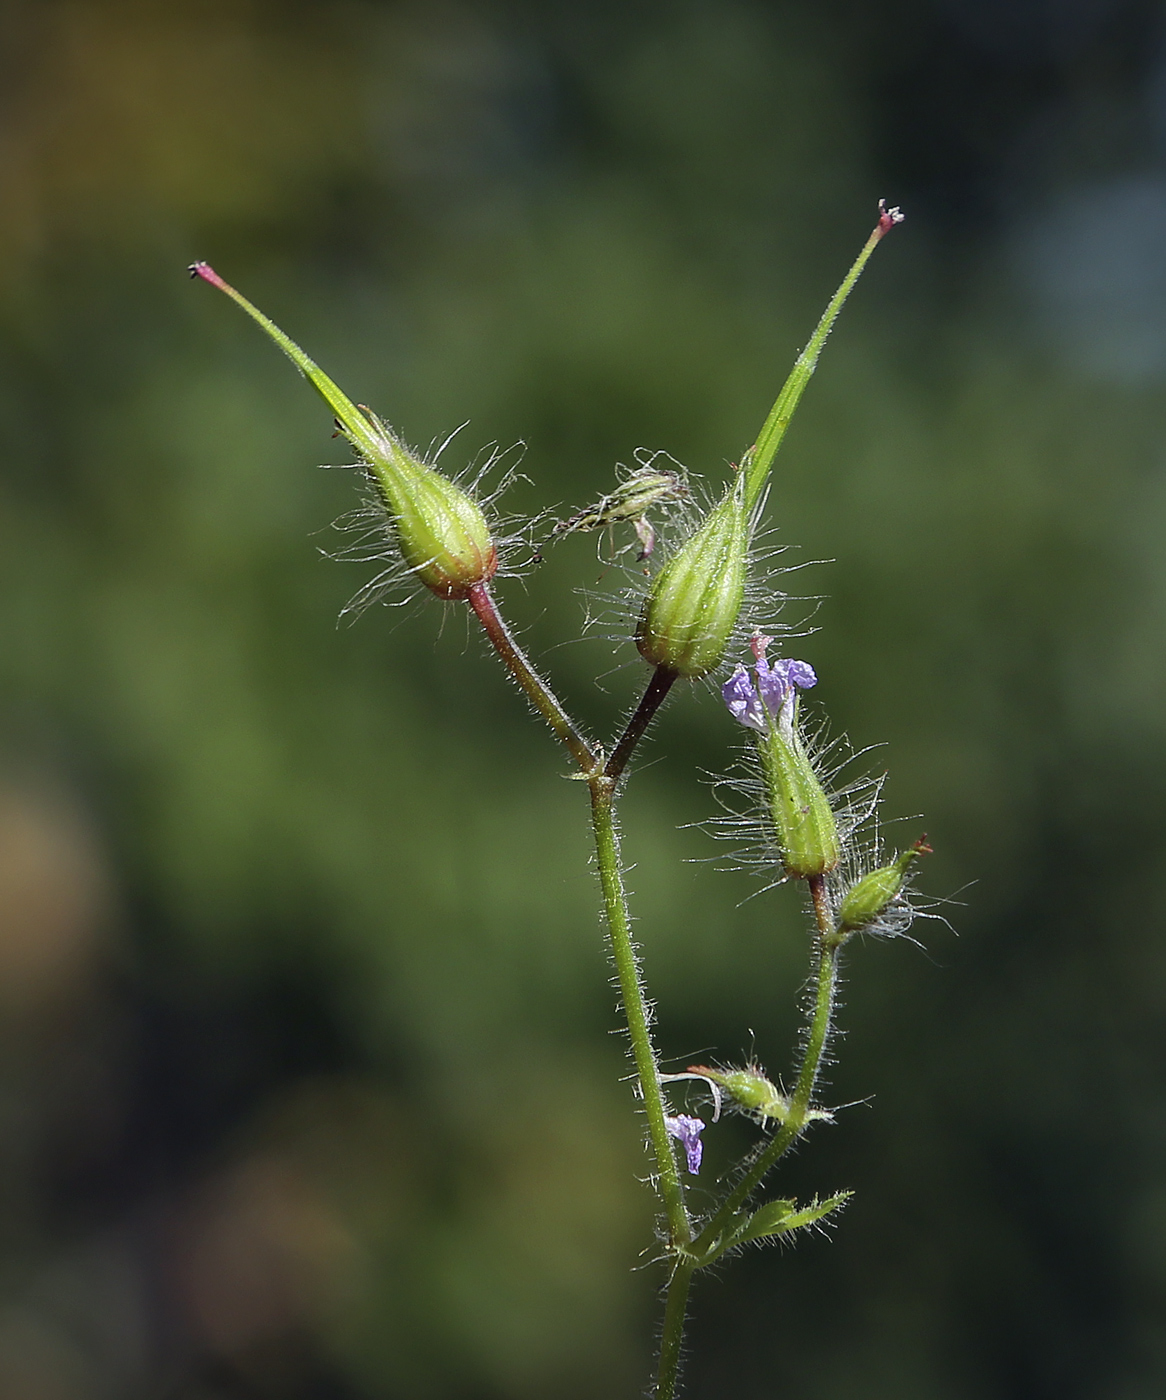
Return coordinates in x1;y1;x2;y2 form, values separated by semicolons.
714;1068;790;1120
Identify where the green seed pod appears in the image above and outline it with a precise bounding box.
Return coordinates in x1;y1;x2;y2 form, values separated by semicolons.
368;434;497;599
189;262;497;601
836;837;932;935
759;707;840;878
636;483;748;678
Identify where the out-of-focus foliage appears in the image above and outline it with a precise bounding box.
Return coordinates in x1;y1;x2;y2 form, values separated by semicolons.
1;1;1165;1396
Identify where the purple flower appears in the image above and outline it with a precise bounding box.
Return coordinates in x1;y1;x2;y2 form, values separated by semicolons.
666;1114;705;1174
722;634;817;732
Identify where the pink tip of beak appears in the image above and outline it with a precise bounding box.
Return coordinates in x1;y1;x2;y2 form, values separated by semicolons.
750;632;773;664
188;260;227;290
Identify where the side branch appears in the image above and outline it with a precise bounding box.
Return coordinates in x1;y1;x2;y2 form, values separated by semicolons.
691;878;839;1255
467;581;597;773
605;666;678;784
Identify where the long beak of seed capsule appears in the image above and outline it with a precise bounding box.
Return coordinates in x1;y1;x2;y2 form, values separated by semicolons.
742;199;904;512
190;262;497;599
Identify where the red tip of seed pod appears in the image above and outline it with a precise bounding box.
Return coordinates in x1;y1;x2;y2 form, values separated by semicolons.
875;198;905;237
188;261;227;290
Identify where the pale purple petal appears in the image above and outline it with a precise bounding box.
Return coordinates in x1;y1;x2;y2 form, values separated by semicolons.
666;1114;705;1174
755;660;791;716
722;666;765;731
754;656;818;722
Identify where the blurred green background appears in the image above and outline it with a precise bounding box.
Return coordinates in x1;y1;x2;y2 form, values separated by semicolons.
0;0;1164;1395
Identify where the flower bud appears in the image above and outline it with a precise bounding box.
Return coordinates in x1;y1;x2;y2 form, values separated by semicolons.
689;1065;789;1121
189;262;496;600
723;638;839;877
636;484;748;678
836;837;931;935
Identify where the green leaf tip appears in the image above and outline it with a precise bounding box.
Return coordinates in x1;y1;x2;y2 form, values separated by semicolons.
689;1190;853;1268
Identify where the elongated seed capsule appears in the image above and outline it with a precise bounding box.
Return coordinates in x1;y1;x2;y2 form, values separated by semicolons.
190;262;496;600
636;481;749;678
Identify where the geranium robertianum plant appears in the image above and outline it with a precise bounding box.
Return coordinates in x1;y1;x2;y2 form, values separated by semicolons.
190;199;924;1400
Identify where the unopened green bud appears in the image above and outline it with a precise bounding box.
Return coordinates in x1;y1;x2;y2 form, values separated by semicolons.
690;1064;790;1121
189;262;497;600
636;484;748;678
836;837;932;934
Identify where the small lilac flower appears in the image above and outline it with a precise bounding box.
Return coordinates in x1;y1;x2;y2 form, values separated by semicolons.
666;1114;705;1175
722;634;817;732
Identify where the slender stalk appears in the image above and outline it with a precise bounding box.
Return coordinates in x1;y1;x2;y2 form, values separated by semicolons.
656;1261;695;1400
589;776;691;1246
467;581;596;773
605;666;678;785
692;876;838;1256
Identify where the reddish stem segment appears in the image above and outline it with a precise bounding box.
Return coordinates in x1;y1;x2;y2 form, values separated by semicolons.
605;666;678;785
467;582;596;773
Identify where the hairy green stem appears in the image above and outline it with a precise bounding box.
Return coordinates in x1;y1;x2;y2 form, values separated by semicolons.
467;582;596;773
589;776;691;1247
692;875;838;1256
656;1261;695;1400
468;589;695;1379
467;591;687;1227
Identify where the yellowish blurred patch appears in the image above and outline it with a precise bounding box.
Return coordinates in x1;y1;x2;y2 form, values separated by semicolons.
0;785;112;1018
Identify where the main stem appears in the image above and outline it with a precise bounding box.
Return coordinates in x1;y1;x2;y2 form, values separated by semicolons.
590;776;691;1247
691;874;839;1256
656;1260;695;1400
467;586;693;1390
465;589;687;1230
